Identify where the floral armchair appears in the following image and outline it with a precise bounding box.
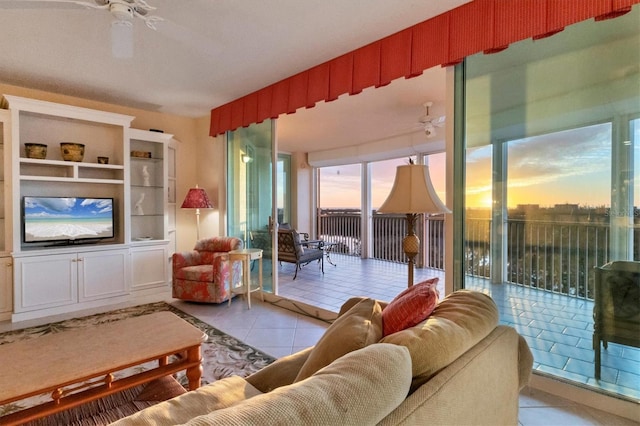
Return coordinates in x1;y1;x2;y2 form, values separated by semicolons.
172;236;243;303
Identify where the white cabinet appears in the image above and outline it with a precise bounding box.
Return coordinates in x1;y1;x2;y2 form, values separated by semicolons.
79;249;129;301
4;95;133;252
0;110;11;320
130;244;168;292
129;129;171;242
0;95;177;321
0;256;12;320
13;248;129;320
14;253;77;312
128;129;173;294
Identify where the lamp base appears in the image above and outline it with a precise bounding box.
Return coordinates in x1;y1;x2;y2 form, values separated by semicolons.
403;214;420;287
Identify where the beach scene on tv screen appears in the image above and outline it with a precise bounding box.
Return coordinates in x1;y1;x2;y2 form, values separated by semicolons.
24;197;113;242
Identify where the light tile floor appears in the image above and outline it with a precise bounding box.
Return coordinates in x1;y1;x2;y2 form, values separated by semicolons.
174;298;640;426
0;281;638;425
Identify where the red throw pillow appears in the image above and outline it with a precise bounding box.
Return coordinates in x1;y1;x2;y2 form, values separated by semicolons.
382;278;439;336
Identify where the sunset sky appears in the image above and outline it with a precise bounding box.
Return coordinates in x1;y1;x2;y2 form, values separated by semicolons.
319;120;639;210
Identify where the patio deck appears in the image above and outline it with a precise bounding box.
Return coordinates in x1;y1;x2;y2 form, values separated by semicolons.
275;253;640;402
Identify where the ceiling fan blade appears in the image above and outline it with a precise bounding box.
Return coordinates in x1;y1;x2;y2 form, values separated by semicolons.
0;0;106;9
431;116;446;127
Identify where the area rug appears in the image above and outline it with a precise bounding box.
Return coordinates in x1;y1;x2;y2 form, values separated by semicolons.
0;301;276;420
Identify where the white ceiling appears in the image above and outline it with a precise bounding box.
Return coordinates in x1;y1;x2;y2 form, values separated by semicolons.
0;0;468;153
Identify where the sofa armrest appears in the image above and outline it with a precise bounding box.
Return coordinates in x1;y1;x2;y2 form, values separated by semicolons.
172;251;203;271
112;376;261;426
518;334;534;390
379;326;524;426
245;347;313;393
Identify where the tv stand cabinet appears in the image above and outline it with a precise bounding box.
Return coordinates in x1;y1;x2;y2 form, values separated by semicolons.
12;247;129;321
0;95;177;322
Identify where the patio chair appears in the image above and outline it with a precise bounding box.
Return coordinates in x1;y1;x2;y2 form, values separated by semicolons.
593;261;640;379
277;228;324;280
172;236;243;303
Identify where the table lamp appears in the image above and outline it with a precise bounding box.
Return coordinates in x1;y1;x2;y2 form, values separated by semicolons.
378;162;450;287
181;185;214;241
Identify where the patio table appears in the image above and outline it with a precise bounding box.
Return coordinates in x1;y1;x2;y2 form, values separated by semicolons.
303;240;338;266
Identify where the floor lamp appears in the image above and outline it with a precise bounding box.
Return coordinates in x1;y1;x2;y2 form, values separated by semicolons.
378;163;450;287
181;185;214;241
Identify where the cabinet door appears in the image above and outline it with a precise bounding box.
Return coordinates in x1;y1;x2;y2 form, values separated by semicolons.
0;256;12;316
79;249;129;301
131;245;168;291
14;253;77;312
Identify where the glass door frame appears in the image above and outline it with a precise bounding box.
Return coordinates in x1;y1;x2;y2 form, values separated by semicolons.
226;120;279;294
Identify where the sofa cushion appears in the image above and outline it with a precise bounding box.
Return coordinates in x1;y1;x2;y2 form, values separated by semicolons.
111;375;262;426
187;344;412;426
382;277;439;336
380;290;499;392
294;297;383;382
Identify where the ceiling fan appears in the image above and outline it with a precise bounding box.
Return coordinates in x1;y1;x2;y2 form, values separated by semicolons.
417;101;446;138
0;0;164;58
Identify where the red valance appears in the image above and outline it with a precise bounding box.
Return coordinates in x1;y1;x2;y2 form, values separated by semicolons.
210;0;638;137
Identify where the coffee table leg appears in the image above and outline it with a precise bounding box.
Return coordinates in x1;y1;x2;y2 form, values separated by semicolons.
185;345;203;390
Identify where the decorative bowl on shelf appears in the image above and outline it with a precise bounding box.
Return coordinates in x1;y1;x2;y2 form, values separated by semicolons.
25;143;47;159
97;156;109;164
131;150;152;158
60;142;85;162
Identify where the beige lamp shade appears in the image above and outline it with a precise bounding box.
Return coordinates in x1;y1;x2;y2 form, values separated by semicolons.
378;164;450;214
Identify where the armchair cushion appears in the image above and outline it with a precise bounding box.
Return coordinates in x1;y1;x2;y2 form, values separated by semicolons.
175;264;214;282
172;236;243;304
292;230;305;257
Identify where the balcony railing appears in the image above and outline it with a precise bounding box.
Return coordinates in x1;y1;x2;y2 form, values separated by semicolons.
317;209;445;268
318;208;638;301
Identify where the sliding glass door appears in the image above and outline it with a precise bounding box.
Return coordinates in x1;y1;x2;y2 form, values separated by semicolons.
460;7;639;399
227;121;276;293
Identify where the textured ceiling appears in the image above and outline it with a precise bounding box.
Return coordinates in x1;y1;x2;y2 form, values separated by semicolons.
0;0;468;151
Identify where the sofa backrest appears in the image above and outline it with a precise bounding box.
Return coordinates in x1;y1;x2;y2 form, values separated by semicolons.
379;290;499;393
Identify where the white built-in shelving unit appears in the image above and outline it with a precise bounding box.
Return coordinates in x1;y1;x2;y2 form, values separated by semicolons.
0;95;178;321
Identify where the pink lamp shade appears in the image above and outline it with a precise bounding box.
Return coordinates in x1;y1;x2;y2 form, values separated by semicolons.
181;185;213;241
181;186;214;209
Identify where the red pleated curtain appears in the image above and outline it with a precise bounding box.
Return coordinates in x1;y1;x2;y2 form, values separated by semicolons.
209;0;638;137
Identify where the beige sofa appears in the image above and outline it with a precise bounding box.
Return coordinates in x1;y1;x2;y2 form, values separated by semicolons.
114;290;533;425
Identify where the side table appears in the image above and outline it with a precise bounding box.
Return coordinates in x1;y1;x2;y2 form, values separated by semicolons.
228;248;263;309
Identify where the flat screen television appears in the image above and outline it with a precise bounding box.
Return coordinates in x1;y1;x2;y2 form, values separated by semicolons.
22;196;115;244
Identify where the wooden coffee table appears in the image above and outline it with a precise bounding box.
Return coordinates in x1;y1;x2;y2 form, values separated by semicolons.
0;311;207;425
